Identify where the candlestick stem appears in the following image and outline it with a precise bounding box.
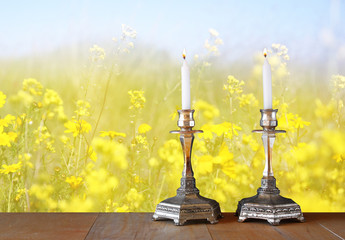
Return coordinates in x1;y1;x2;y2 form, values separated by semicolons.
181;132;194;178
262;130;275;177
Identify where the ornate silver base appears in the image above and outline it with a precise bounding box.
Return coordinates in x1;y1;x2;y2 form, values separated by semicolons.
236;177;305;225
153;176;222;226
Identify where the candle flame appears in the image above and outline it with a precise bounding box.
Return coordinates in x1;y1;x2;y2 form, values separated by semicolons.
263;48;267;58
182;49;186;59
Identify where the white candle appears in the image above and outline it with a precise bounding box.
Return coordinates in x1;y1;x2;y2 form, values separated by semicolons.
181;49;191;109
263;48;272;109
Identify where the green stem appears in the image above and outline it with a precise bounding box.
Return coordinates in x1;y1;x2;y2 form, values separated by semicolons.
229;96;235;150
156;175;165;205
90;64;115;142
25;120;28;152
7;174;13;212
76;135;82;175
25;183;30;212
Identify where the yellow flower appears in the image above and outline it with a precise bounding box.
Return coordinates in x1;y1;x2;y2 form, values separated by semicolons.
213;178;223;185
0;114;16;127
64;119;91;137
88;146;97;162
0;91;6;108
289;142;318;164
214;143;234;165
194;100;219;121
204;39;219;55
203;29;223;56
292;115;311;129
100;131;126;140
0;127;17;147
148;157;159;168
89;45;105;62
209;28;219;37
315;99;336;119
15;188;27;202
332;74;345;91
9;90;34;107
198;124;214;139
199;122;241;140
138;123;152;134
333;154;345;163
214;190;227;203
125;188;144;209
0;162;22;174
158;139;181;163
122;24;137;39
85;168;118;196
134;135;149;149
22;78;43;96
29;184;57;211
59;196;94;212
223;75;244;95
242;134;259;152
43;89;63;106
196;155;213;175
92;138;128;169
193;139;208;154
66;176;83;189
220;122;235;136
322;130;345;154
238;93;258;108
169;106;180;120
116;205;129;212
59;135;70;145
271;43;289;61
75;100;90;117
128;90;146;110
0;132;11;147
19;153;34;169
214;122;242;139
34;126;53;149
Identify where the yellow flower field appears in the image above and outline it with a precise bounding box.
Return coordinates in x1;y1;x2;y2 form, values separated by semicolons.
0;26;344;212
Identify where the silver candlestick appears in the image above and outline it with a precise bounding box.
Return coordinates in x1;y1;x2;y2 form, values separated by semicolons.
153;109;222;226
236;109;305;225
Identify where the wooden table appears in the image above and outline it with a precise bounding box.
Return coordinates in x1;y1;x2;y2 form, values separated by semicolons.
0;213;344;240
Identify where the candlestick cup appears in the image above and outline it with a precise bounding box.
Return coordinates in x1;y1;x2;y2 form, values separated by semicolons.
152;109;222;226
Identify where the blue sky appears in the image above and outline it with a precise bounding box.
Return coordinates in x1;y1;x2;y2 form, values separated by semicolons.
1;0;344;64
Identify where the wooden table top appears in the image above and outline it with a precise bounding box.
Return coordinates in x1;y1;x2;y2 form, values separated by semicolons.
0;213;343;240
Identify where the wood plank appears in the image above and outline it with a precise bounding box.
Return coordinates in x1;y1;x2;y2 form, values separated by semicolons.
85;213;213;240
207;213;344;240
312;213;345;239
207;213;284;240
267;214;341;240
0;213;98;240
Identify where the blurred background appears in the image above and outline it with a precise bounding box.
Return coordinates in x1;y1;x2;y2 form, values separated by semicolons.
0;0;344;212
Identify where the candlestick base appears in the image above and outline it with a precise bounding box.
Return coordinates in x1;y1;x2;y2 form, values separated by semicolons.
236;176;304;225
153;176;222;226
